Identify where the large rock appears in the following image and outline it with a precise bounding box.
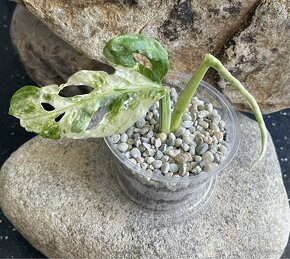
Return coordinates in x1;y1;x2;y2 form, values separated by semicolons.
216;0;290;112
10;5;110;86
16;0;259;70
0;114;289;258
11;1;290;113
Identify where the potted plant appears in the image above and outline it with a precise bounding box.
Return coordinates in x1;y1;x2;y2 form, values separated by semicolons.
9;34;267;211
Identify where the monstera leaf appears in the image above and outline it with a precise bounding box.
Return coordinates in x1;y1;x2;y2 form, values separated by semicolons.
103;34;169;83
9;68;167;139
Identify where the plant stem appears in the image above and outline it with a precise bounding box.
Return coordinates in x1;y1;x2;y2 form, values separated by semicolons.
170;57;210;132
207;54;267;169
171;53;267;169
159;90;171;134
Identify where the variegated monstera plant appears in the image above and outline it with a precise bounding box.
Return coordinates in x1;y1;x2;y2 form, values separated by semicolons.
9;34;267;168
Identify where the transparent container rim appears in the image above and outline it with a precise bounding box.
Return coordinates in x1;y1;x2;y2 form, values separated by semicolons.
104;72;241;183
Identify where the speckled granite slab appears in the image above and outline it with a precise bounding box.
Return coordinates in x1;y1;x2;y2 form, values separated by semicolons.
0;114;289;258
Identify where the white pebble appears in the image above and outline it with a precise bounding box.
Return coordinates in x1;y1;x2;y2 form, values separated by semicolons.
117;143;128;152
219;145;227;154
181;143;190;152
140;126;150;135
152;160;162;169
161;155;170;163
210;123;220;132
189;145;196;156
183;113;192;121
182;120;194;128
168;132;176;140
111;134;120;143
214;131;224;141
178;163;187;176
175;138;183;147
135;157;144;164
131;148;141;158
183;135;193;145
127;127;134;137
154;138;162;148
198;120;209;129
202;151;214;162
141;163;148;170
206;103;213;113
155;150;163;160
156;132;167;143
145;157;155;164
136;118;146;128
175;127;186;137
170;88;178;102
120;133;128;143
161;162;169;173
167;149;181;157
197;110;209;118
204;162;218;172
195;155;202;162
142;143;151;150
169;163;179;173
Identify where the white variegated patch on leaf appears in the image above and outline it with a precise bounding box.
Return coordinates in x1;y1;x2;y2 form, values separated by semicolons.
9;68;167;139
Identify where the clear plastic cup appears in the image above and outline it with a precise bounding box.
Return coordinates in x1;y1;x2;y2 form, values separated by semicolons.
105;71;240;212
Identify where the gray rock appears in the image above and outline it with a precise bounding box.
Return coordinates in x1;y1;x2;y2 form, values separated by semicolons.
182;120;194;128
152;160;162;169
196;143;209;155
175;127;186;137
161;162;169;174
0;115;289;258
216;1;290;113
168;163;179;173
136;118;146;128
17;0;258;79
174;138;183;148
10;5;108;86
155;150;163;160
130;148;141;158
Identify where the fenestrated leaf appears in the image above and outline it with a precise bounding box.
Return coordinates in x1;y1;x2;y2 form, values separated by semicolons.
9;68;167;139
103;34;169;83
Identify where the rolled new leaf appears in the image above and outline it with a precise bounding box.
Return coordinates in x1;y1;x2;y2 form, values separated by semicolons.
103;34;169;84
9;68;166;139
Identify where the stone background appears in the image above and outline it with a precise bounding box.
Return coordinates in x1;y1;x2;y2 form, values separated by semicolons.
0;1;289;258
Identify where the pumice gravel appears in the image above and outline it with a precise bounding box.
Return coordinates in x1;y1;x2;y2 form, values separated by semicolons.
111;89;228;177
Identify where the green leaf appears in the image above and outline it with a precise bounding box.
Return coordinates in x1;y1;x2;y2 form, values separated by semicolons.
9;68;166;139
103;34;169;83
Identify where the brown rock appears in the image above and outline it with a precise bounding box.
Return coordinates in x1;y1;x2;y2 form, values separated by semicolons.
216;0;290;113
17;0;258;71
10;5;111;86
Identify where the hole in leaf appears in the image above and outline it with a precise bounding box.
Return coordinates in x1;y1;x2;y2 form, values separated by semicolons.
55;113;65;122
59;85;94;97
86;106;107;130
41;102;55;111
94;62;116;74
133;53;152;70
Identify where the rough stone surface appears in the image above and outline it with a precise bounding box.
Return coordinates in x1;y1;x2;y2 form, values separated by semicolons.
10;5;109;86
16;0;258;71
0;114;289;258
216;0;290;113
11;1;290;113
